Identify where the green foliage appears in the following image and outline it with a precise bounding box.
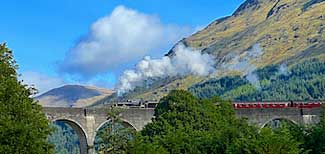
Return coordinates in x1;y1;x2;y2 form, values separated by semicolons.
0;43;53;153
95;107;135;154
128;90;258;154
48;122;80;154
252;127;302;154
58;89;325;154
127;90;325;154
189;59;325;101
227;125;304;154
303;109;325;153
189;76;248;99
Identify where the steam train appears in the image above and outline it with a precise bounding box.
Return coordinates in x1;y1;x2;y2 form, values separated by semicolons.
232;101;324;109
112;100;324;109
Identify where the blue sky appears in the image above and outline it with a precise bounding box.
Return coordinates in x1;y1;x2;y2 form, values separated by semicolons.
0;0;244;94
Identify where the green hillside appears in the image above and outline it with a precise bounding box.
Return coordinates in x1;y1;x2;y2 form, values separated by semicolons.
189;59;325;101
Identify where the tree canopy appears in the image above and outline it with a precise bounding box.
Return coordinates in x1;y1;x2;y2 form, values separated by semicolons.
127;90;303;154
189;60;325;101
0;43;53;153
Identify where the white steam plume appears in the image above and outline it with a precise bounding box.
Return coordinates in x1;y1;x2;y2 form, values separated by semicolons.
246;71;261;90
279;63;289;75
221;44;263;89
117;43;216;95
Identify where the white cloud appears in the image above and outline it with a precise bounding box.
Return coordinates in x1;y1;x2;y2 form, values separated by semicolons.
60;5;192;77
21;71;65;95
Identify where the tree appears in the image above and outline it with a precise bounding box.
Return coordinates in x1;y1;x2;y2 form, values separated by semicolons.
128;90;307;154
95;107;135;154
0;43;53;153
189;59;325;101
251;127;303;154
128;90;258;154
303;107;325;153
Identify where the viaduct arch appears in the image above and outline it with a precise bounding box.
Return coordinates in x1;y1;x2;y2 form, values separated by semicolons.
260;117;298;129
43;107;322;154
53;119;88;154
92;119;138;150
43;107;154;154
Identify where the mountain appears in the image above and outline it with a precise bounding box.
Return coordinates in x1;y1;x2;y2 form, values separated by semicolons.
184;0;324;64
36;85;114;107
110;0;324;102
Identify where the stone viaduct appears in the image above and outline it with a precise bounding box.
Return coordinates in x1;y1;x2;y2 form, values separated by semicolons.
42;107;322;154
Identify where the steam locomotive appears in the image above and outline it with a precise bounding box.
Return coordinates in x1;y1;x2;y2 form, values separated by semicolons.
232;101;324;109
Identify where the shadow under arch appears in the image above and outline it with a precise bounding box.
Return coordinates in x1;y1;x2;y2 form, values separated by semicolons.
53;119;88;154
260;117;298;129
93;119;137;153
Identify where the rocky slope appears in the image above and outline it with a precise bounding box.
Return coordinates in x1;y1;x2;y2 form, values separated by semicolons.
36;85;114;107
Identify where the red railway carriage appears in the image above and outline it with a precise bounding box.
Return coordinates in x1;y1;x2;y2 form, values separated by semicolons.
232;101;323;109
233;102;289;109
295;102;322;108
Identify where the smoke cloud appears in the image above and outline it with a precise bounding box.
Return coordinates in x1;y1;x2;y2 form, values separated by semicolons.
278;63;289;75
246;71;261;89
221;44;264;89
117;43;216;95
